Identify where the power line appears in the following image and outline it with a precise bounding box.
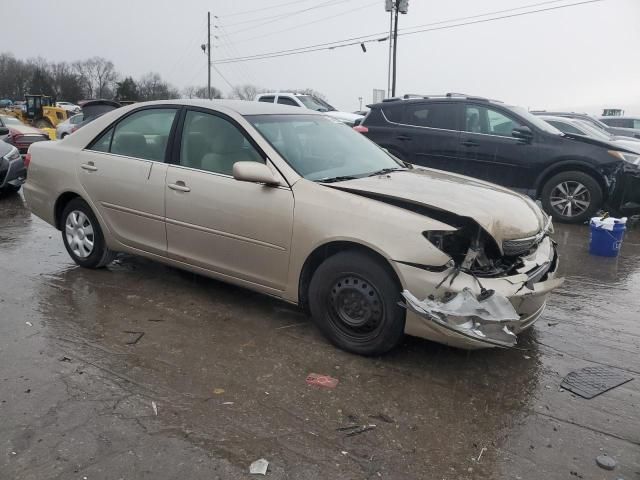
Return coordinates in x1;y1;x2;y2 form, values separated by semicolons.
219;0;317;18
213;0;604;64
223;0;345;34
212;64;235;90
225;0;379;45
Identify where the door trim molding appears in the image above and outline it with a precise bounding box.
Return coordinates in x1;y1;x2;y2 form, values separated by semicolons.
165;217;287;251
101;201;164;222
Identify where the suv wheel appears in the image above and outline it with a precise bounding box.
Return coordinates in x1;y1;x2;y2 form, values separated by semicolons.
541;171;602;224
308;251;405;356
61;198;116;268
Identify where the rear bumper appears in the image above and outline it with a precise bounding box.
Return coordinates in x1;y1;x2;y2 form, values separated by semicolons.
398;237;563;349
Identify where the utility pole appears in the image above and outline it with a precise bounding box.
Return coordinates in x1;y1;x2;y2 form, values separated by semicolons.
207;11;212;100
385;0;409;98
358;96;363;111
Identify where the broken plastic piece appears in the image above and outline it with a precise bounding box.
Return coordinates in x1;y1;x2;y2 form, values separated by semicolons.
345;424;376;437
402;288;519;347
249;458;269;475
306;373;339;389
151;401;158;416
560;367;633;399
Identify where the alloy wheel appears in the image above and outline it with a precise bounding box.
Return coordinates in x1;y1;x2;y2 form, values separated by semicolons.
65;210;95;258
549;181;591;217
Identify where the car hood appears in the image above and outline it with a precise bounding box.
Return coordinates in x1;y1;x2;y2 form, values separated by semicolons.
327;168;546;246
561;131;639;153
325;111;364;123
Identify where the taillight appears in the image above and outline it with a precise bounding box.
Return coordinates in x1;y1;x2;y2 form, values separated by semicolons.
353;125;368;133
24;152;31;168
11;133;24;144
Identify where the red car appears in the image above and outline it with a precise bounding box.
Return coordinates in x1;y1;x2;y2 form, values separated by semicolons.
0;115;49;154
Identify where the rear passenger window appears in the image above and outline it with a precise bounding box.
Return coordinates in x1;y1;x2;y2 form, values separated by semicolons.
381;105;403;123
277;97;299;107
259;96;275;103
405;103;456;130
109;109;177;161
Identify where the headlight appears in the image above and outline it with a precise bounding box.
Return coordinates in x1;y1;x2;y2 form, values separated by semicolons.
3;146;20;162
608;150;640;166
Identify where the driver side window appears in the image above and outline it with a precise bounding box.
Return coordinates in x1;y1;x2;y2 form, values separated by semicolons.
179;111;264;176
465;105;522;137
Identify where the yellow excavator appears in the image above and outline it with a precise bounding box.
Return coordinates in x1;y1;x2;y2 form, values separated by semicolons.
10;94;68;129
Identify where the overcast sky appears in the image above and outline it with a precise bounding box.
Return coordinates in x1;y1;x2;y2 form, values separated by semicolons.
2;0;638;114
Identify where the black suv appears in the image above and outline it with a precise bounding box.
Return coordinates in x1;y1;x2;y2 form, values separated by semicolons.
359;94;640;223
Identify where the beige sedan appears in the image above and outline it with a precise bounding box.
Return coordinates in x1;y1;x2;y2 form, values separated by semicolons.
24;100;563;355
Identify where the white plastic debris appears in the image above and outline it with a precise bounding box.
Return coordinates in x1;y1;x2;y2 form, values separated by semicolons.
590;216;627;231
151;401;158;416
25;322;33;327
249;458;269;475
403;288;519;322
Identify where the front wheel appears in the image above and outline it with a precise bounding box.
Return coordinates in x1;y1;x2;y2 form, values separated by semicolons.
61;198;115;268
541;171;603;224
308;251;405;356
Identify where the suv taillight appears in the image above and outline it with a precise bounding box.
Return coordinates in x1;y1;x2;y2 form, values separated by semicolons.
24;152;31;168
353;125;368;133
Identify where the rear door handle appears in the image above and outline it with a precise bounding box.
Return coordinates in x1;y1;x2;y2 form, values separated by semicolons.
461;140;479;147
396;135;412;141
80;162;97;171
168;181;191;193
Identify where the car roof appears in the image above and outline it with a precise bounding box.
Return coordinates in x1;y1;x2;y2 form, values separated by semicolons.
131;99;321;116
368;93;506;108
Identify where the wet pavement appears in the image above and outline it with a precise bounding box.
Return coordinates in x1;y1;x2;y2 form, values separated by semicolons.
1;191;638;480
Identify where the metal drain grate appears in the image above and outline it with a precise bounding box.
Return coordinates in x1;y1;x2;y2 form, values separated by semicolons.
561;366;633;399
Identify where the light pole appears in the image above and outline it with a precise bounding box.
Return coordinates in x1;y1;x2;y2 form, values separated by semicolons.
358;96;363;111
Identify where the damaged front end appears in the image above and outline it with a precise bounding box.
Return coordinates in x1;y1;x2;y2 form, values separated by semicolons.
399;214;563;349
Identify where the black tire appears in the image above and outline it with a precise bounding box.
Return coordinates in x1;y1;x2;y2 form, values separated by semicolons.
61;198;115;268
308;250;405;356
34;118;53;129
61;133;68;139
541;171;603;224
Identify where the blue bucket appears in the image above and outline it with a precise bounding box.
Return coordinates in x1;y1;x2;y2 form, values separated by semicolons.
589;217;627;257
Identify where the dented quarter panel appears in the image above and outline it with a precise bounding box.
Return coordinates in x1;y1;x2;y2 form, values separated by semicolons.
328;167;545;245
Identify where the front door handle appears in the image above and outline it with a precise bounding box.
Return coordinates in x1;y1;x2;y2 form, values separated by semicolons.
461;140;479;147
168;181;191;193
396;135;412;141
80;162;97;171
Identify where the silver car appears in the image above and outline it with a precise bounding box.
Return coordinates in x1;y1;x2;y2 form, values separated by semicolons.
24;100;563;354
56;113;84;139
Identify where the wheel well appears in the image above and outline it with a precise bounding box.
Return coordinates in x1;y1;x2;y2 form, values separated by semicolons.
536;164;607;199
54;192;80;230
298;241;401;313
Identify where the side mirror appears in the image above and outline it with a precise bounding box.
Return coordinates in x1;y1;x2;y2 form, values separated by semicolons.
512;125;533;142
0;126;9;135
233;161;282;186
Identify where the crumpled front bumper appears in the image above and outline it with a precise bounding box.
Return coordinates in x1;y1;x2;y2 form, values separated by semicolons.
0;154;27;189
397;236;563;349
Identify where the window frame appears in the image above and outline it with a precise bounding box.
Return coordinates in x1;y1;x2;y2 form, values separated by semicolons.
258;95;275;103
276;96;300;107
85;105;182;163
169;106;271;178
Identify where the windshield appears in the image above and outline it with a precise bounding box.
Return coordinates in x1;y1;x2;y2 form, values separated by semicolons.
247;114;403;181
510;106;563;135
0;116;22;125
574;120;614;140
297;95;336;112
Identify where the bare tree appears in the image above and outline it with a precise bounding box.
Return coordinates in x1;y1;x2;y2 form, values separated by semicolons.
73;57;116;99
138;72;180;101
183;85;222;99
230;84;264;101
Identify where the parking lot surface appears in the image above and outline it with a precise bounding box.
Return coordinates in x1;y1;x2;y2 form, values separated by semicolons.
1;192;639;480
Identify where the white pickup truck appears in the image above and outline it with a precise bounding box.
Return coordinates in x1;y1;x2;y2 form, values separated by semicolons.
255;92;363;126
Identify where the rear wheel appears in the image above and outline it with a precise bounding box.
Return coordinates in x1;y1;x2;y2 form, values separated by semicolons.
61;198;115;268
541;171;602;224
308;251;405;356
